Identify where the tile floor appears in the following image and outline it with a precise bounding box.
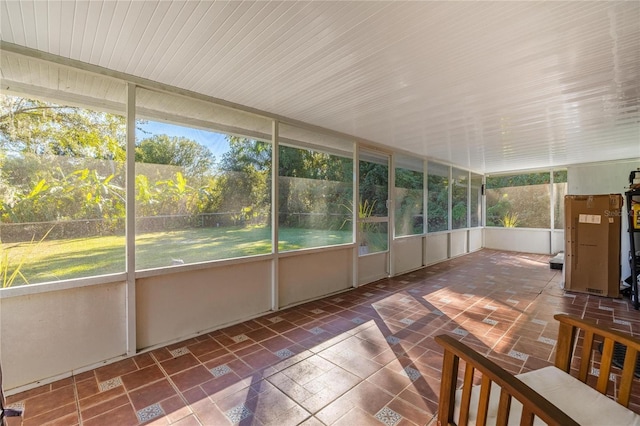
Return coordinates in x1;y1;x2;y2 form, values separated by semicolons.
5;249;640;425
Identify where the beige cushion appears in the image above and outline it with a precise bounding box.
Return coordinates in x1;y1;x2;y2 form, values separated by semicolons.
454;366;640;425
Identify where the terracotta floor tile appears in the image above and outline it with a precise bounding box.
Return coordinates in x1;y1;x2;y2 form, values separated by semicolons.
132;352;156;369
128;378;177;411
241;348;281;370
82;404;139;426
50;377;74;390
187;338;224;358
78;385;125;411
80;393;130;421
160;394;193;423
387;396;433;425
332;406;380;426
5;383;50;404
121;364;165;391
94;358;138;383
245;327;278;342
22;386;75;419
161;353;200;376
75;377;99;400
22;402;76;426
169;365;213;393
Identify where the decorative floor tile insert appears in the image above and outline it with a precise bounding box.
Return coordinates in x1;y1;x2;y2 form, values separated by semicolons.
351;317;365;324
590;368;616;381
310;308;325;314
507;299;519;305
483;318;498;326
231;334;249;343
402;366;421;381
98;376;123;392
432;309;444;316
332;297;344;303
375;406;403;426
169;347;190;357
399;318;415;326
463;293;474;298
439;297;452;303
614;318;632;326
275;348;294;359
484;304;498;311
386;336;401;345
226;404;253;424
508;350;529;362
309;327;326;335
363;292;375;297
399;297;412;303
5;401;24;412
137;403;165;423
599;306;614;312
537;336;556;345
453;328;469;337
268;316;283;323
210;364;233;377
531;319;547;326
432;284;444;288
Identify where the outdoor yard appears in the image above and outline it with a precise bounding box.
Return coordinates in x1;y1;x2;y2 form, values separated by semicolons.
2;226;354;286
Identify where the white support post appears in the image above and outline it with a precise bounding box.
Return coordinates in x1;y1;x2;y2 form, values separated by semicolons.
125;83;136;356
271;120;279;311
352;142;359;288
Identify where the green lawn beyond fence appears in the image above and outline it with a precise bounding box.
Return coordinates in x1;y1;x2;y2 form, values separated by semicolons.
2;226;354;286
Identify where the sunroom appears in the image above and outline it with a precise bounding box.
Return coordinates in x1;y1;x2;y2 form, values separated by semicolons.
1;1;639;425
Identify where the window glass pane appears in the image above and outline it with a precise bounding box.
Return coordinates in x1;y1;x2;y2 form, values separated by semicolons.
135;88;272;269
451;168;468;229
395;156;424;237
470;173;483;227
1;93;126;285
278;124;353;251
553;170;568;229
359;152;388;253
427;162;449;232
486;172;550;228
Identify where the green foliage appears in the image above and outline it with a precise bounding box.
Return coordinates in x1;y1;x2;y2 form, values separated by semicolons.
427;174;449;232
395;168;424;235
135;134;215;177
0;95;126;160
2;228;53;287
486;172;550;189
500;212;519;227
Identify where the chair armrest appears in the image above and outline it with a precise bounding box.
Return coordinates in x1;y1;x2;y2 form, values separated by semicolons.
435;334;579;426
554;313;640;407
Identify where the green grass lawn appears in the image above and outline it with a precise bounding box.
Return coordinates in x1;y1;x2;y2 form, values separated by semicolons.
2;226;353;286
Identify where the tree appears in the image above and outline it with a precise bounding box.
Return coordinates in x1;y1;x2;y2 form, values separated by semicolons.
135;134;215;177
0;95;126;160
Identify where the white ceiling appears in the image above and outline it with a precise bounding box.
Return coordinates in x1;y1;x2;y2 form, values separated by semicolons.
1;1;639;173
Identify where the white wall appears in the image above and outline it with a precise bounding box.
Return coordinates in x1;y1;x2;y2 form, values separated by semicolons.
425;233;449;265
358;251;389;285
484;228;551;254
568;158;640;280
0;282;127;390
450;230;468;257
392;236;424;275
136;261;272;350
469;228;483;252
279;248;353;307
